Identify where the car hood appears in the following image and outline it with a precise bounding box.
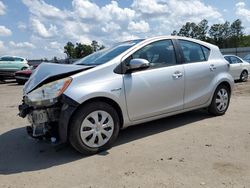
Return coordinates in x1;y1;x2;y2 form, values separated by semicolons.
24;63;93;94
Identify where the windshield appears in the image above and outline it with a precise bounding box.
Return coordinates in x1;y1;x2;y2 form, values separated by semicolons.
74;39;144;66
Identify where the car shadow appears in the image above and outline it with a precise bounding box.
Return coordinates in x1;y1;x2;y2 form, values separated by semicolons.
0;109;211;175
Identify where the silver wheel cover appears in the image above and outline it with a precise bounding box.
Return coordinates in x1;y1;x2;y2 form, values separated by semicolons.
216;88;229;112
80;110;114;148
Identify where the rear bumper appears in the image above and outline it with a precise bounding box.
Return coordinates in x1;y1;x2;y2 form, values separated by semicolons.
18;94;79;143
15;75;30;81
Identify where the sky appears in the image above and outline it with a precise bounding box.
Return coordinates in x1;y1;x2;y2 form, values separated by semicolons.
0;0;250;59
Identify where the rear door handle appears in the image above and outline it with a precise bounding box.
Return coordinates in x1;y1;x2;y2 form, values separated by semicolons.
209;64;216;71
172;71;183;79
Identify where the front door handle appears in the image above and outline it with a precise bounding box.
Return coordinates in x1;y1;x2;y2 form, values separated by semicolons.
209;64;216;71
172;71;183;79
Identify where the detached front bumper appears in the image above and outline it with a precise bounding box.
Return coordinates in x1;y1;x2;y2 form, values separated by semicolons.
18;94;79;143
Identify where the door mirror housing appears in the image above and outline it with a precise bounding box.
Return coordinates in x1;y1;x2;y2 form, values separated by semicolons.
127;58;150;71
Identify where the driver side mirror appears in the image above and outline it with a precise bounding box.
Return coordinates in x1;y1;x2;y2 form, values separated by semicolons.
127;58;150;72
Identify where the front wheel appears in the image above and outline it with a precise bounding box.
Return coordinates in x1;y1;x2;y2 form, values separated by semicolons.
208;84;231;116
69;102;120;155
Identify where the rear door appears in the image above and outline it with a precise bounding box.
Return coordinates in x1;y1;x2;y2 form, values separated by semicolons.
177;40;215;109
123;39;185;121
229;56;243;79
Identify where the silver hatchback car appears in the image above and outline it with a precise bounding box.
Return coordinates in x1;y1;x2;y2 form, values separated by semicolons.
18;36;234;154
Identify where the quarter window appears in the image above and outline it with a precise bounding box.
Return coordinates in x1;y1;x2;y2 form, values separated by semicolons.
127;40;177;68
179;40;210;63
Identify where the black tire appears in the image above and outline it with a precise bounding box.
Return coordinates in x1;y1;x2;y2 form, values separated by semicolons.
0;76;5;83
69;101;120;155
240;70;248;82
208;84;231;116
16;79;25;85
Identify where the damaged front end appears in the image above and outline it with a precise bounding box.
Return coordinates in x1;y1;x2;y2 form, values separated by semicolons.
19;102;61;141
19;93;78;143
18;63;91;143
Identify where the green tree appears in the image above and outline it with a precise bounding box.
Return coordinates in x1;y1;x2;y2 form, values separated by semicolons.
64;42;75;58
230;19;244;48
196;19;209;40
174;19;209;40
74;43;93;58
91;40;99;52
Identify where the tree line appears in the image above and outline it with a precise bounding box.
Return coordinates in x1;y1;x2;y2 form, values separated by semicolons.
64;40;105;59
172;19;250;48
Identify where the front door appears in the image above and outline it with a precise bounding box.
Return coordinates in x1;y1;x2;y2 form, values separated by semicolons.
123;39;185;121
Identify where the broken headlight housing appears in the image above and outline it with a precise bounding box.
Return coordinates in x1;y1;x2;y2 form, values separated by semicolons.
26;77;72;104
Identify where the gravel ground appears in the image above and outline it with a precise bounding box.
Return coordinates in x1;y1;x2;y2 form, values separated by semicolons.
0;80;250;188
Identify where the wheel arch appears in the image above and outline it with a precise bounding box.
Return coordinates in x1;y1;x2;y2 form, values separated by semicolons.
217;81;232;94
66;96;124;141
242;69;248;74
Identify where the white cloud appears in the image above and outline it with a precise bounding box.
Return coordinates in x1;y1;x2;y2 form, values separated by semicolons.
30;18;58;38
236;2;250;22
132;0;168;15
72;0;135;22
49;41;61;49
235;2;250;34
128;20;150;33
0;40;5;51
9;41;36;49
101;22;121;33
17;22;27;30
0;25;12;36
72;0;101;20
22;0;68;19
0;1;6;15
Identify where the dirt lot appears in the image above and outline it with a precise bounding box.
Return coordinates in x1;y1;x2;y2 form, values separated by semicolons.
0;80;250;188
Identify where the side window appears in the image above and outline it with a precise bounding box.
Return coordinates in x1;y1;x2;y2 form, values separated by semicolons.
230;56;242;64
179;40;210;63
14;57;24;62
224;56;232;64
201;46;210;60
0;57;14;61
127;40;177;68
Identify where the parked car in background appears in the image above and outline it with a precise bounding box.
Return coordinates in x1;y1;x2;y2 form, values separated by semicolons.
224;55;249;82
15;69;33;85
0;56;29;81
243;54;250;63
18;36;234;155
15;62;42;85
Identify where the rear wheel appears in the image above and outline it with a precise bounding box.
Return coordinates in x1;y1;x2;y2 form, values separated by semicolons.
69;101;120;155
208;84;230;116
240;70;248;82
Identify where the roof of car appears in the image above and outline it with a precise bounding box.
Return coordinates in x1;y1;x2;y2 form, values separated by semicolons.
0;55;25;59
136;35;219;50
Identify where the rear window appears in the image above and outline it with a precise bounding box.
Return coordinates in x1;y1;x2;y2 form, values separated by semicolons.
179;40;210;63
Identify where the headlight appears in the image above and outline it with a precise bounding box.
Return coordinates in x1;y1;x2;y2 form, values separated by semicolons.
27;77;72;103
